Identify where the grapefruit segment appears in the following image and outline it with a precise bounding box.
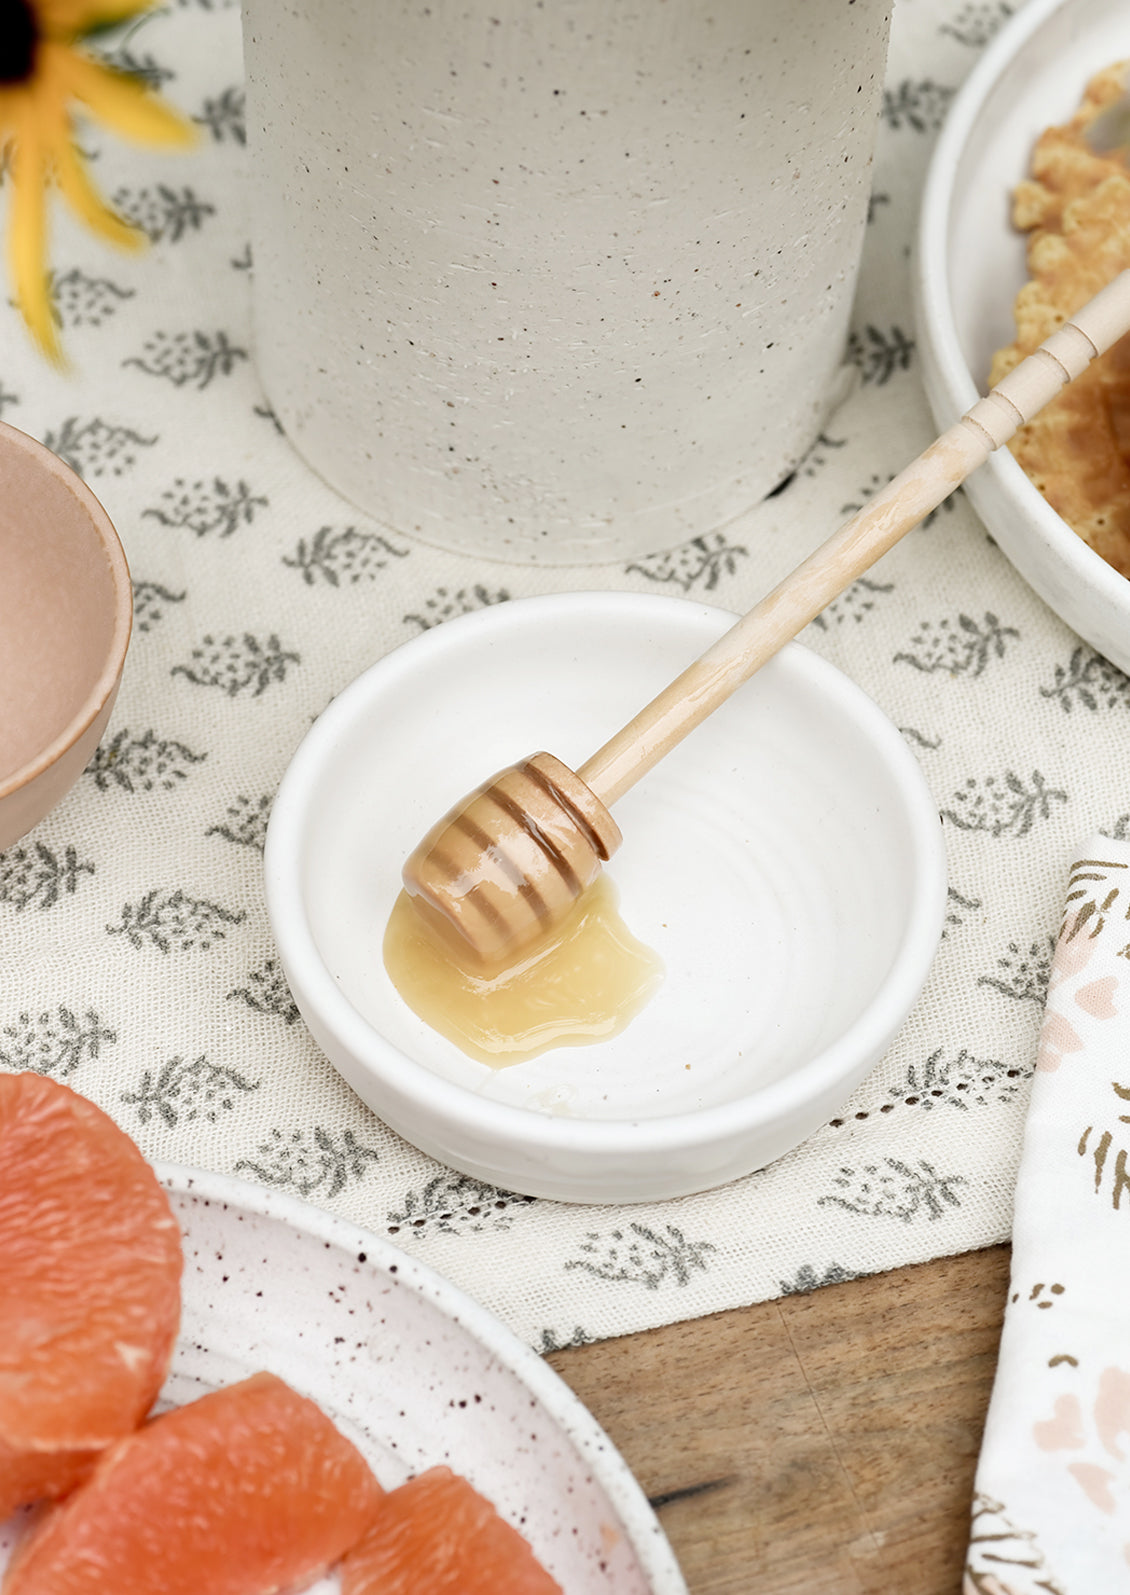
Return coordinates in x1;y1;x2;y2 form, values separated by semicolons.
341;1465;563;1594
0;1073;182;1515
2;1372;384;1595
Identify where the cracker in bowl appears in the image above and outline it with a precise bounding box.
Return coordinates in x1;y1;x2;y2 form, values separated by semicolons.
992;63;1130;577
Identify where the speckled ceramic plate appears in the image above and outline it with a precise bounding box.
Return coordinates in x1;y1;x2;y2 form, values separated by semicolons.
0;1165;686;1594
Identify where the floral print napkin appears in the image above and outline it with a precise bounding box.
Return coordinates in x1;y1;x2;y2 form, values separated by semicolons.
965;838;1130;1594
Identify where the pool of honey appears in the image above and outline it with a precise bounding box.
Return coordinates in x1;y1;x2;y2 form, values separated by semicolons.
383;876;663;1067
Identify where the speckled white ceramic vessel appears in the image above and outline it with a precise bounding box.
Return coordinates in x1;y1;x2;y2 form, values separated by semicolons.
0;1166;686;1593
242;0;891;563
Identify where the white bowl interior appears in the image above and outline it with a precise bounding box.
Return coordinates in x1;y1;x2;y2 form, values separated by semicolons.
915;0;1130;669
273;595;941;1133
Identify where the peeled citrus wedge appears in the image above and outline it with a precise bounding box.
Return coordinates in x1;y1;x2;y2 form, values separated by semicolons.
0;1073;182;1517
341;1465;563;1594
2;1372;384;1595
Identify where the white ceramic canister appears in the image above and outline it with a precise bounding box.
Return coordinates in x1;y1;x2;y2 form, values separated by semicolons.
241;0;891;564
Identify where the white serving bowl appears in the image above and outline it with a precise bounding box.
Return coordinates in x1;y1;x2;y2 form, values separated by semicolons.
265;593;946;1204
914;0;1130;672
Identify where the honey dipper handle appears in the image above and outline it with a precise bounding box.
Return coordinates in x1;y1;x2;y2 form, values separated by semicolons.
579;269;1130;808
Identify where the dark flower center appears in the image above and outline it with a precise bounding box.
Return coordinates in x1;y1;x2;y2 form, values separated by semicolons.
0;0;38;85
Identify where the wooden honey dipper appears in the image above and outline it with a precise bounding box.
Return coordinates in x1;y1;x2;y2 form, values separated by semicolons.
404;270;1130;964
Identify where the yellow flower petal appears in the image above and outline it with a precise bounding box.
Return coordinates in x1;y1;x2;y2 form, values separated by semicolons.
46;41;196;148
35;0;158;40
50;112;145;252
6;102;63;363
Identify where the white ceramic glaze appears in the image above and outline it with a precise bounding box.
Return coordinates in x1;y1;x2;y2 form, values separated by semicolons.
241;0;891;563
265;593;946;1204
914;0;1130;671
0;1166;685;1592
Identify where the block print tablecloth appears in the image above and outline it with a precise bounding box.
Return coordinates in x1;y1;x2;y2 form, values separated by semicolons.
4;0;1130;1349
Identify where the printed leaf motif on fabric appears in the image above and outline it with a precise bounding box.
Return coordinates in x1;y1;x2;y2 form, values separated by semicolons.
565;1223;716;1290
0;1007;116;1078
894;613;1019;677
85;728;207;794
941;3;1015;49
1060;858;1130;944
206;794;272;852
123;330;248;389
798;430;848;478
253;401;284;433
50;269;135;330
235;1126;381;1199
132;579;187;633
845;325;915;385
41;416;157;478
978;937;1056;1007
881;79;957;133
226;957;300;1023
121;1054;260;1128
0;385;18;417
828;1047;1028;1127
779;1261;860;1296
282;526;409;587
537;1326;595;1354
1040;649;1130;713
964;1493;1064;1595
943;886;983;939
385;1172;537;1238
0;844;94;911
171;633;300;696
893;1047;1029;1111
901;725;943;751
143;476;268;537
1078;1090;1130;1209
811;576;894;630
106;888;246;952
942;771;1068;838
403;584;511;631
194;85;245;144
625;532;750;593
88;44;175;91
110;184;215;244
819;1158;966;1221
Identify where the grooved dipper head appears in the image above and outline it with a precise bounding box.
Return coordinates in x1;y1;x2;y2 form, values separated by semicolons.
401;752;622;965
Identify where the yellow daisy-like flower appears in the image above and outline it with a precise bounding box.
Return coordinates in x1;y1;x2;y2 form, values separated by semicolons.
0;0;195;362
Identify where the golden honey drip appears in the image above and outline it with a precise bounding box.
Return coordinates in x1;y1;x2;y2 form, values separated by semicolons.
383;876;663;1067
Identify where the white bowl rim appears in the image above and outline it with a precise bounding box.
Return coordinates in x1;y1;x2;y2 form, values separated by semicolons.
0;421;133;802
265;591;947;1158
914;0;1130;615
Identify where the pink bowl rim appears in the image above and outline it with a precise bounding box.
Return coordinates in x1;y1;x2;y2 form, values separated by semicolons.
0;420;133;804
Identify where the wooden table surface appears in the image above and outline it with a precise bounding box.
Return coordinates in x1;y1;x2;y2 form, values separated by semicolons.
546;1244;1013;1595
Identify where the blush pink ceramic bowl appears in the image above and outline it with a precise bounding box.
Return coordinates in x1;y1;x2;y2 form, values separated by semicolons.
0;422;132;851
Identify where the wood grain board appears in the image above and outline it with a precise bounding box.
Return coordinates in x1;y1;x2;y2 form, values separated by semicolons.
546;1244;1013;1594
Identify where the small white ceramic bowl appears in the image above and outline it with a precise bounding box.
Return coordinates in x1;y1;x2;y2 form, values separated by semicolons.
265;593;946;1204
914;0;1130;672
0;422;133;851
